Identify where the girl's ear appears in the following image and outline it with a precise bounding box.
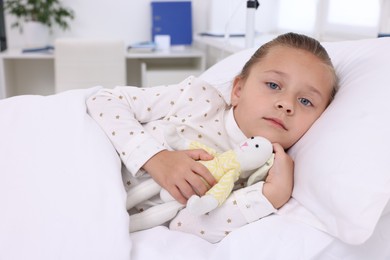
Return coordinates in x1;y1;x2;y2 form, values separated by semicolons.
231;76;243;106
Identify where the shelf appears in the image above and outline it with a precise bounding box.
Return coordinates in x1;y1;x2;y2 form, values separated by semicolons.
140;54;205;87
127;47;204;59
0;47;205;98
2;58;54;97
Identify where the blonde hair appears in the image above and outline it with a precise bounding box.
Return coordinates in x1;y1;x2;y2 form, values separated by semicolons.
238;32;338;101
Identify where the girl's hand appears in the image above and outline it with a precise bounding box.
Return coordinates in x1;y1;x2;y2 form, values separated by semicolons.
142;149;216;204
262;143;294;209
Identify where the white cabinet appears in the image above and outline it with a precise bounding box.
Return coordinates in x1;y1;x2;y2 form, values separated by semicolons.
0;50;55;98
0;47;205;98
127;48;205;87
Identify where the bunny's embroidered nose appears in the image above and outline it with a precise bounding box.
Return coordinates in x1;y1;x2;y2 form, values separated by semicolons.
241;142;248;148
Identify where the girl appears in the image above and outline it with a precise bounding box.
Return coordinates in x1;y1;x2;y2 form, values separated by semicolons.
86;32;338;242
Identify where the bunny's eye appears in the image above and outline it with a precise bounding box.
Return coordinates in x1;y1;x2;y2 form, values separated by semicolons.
255;144;259;148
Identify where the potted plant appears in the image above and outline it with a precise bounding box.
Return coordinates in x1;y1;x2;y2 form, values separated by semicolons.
4;0;75;47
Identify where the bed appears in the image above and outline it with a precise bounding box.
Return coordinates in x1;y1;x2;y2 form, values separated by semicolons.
1;37;390;260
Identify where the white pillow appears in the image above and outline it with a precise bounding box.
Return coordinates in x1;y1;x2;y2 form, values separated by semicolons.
0;88;131;259
200;37;390;245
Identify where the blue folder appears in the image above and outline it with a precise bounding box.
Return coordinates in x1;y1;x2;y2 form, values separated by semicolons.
151;1;193;45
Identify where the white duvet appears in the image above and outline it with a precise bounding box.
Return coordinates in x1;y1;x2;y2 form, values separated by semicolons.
0;88;131;260
1;36;390;260
0;87;388;260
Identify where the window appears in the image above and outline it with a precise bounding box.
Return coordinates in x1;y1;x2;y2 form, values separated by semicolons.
276;0;381;40
277;0;318;34
208;0;383;40
321;0;381;39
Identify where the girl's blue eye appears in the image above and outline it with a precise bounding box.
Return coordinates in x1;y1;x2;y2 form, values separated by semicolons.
267;82;280;90
299;98;313;107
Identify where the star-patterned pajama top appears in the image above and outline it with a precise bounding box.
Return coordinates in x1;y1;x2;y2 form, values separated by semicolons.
87;76;247;178
86;76;276;238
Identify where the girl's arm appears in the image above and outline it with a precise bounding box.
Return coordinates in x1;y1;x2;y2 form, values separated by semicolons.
87;83;179;175
86;77;215;203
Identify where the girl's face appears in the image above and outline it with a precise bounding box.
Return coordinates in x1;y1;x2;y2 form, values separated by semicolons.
231;45;334;149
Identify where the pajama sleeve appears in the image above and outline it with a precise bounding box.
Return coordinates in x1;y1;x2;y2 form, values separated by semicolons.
233;181;277;223
86;77;193;176
169;181;277;243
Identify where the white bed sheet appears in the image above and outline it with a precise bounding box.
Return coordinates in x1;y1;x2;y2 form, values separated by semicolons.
131;215;334;260
131;205;390;260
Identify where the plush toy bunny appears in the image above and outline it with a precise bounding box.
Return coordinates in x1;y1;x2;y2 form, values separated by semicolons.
127;127;273;232
165;130;273;216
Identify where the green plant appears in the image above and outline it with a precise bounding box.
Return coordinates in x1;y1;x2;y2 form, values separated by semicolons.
4;0;75;32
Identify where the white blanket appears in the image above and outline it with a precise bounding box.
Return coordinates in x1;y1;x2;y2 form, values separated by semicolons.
0;87;388;260
0;88;131;260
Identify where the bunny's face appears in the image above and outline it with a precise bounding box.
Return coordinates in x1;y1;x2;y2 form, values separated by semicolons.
236;136;273;171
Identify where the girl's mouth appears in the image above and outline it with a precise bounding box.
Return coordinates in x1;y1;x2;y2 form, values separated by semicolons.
264;117;287;130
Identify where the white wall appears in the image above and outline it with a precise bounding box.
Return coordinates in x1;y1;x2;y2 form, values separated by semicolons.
207;0;279;35
5;0;211;49
4;0;385;49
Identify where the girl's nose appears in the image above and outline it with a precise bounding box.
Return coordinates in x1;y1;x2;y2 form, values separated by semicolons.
276;100;294;115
